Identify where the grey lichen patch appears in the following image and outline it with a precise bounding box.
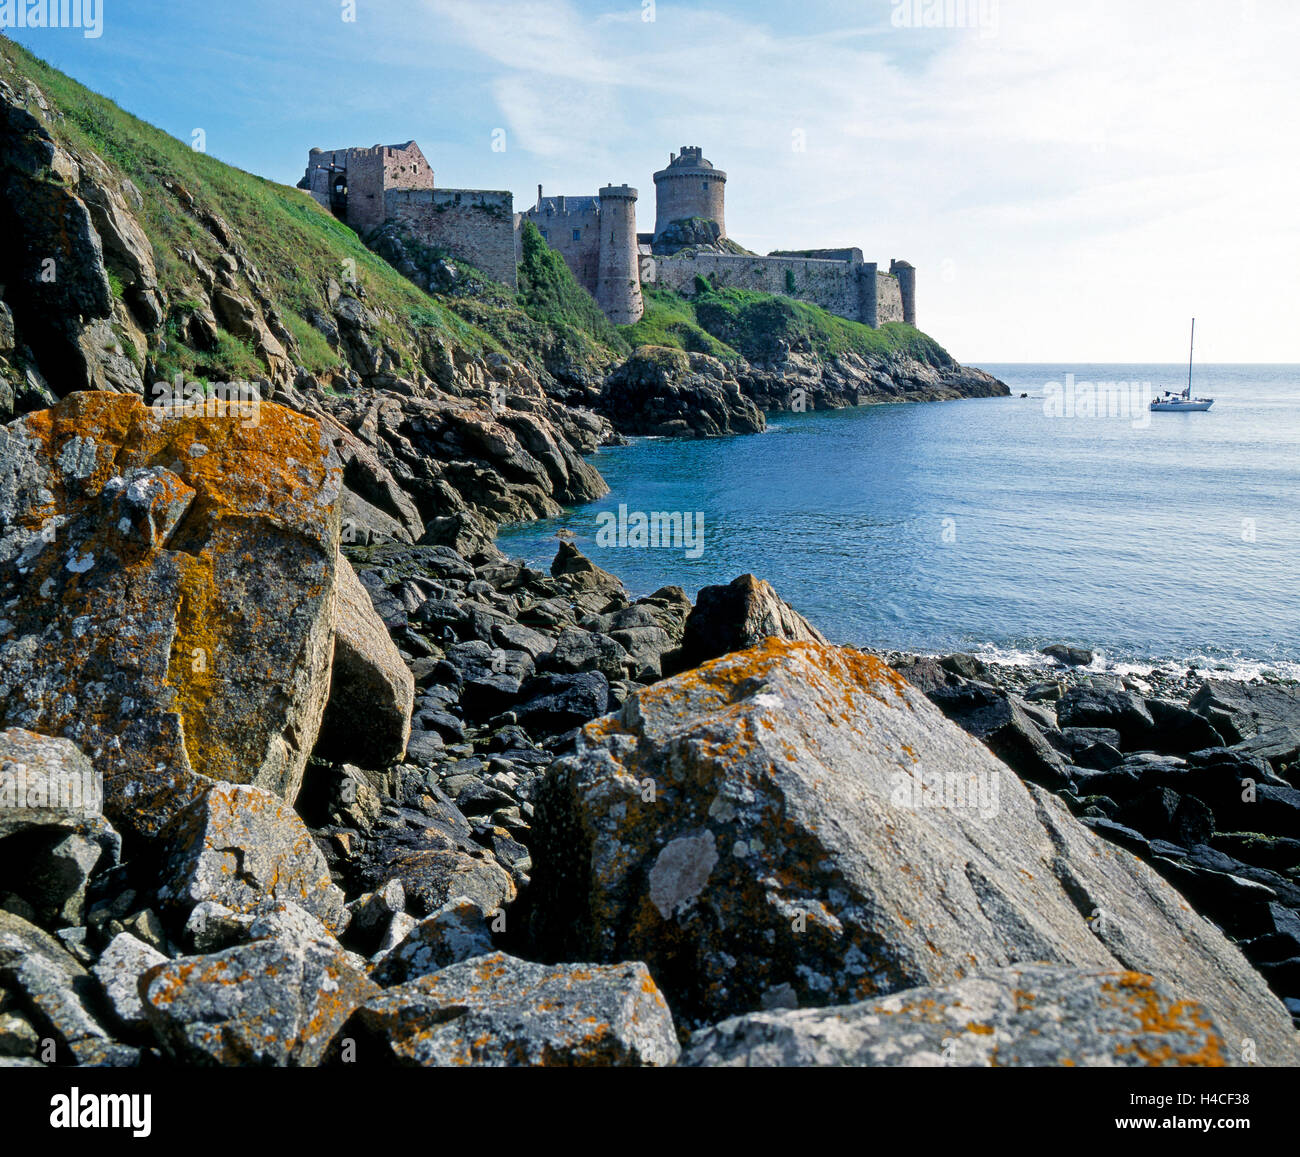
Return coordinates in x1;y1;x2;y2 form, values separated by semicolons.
649;829;718;919
58;434;98;479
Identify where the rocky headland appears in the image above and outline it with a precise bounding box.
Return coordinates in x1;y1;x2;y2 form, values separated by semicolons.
0;39;1295;1069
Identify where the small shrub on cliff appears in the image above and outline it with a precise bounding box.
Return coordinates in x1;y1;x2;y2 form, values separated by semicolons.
693;287;950;366
621;288;741;364
516;222;629;354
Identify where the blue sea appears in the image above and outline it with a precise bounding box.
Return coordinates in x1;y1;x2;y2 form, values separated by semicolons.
497;365;1300;678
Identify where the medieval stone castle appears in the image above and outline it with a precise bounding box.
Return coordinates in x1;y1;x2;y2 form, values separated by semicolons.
300;142;916;331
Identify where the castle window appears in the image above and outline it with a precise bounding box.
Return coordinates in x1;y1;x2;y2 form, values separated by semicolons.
572;229;581;242
541;229;548;240
702;183;708;192
454;193;462;205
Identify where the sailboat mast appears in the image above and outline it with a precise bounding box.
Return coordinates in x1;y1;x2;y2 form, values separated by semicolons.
1187;317;1195;397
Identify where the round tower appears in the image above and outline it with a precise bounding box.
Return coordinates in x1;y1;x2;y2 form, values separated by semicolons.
596;185;644;326
653;146;727;239
891;259;917;327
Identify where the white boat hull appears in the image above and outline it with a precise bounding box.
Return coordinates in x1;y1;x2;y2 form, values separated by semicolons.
1150;399;1213;412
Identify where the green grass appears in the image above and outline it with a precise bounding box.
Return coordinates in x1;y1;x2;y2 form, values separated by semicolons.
151;321;264;386
1;38;499;383
692;287;951;365
515;222;628;355
620;288;741;363
282;310;340;377
624;286;952;368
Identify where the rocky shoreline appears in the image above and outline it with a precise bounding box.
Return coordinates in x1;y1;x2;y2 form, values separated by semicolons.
0;43;1296;1069
2;426;1297;1066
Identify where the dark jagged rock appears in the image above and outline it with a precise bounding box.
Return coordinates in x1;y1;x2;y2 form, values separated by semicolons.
599;347;764;439
1190;679;1300;746
894;660;1071;790
669;573;824;674
735;346;1009;413
1145;698;1225;754
1116;788;1214;848
539;627;630;682
514;672;610;736
549;540;623;595
1042;643;1094;667
1058;685;1156;751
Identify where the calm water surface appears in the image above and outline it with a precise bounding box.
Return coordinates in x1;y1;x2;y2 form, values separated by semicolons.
497;364;1300;677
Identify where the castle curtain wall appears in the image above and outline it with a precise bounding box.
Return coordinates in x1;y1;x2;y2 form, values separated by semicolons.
385;189;518;288
652;254;904;328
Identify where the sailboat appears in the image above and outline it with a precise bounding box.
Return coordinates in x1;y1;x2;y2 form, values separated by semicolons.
1151;319;1214;412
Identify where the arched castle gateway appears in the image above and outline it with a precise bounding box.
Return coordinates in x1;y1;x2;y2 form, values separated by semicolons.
300;141;915;330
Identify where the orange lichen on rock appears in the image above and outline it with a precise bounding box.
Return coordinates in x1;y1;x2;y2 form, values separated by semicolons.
0;392;343;838
1100;973;1228;1067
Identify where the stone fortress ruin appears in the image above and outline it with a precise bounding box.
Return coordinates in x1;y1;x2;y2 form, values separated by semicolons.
299;142;915;330
300;142;518;288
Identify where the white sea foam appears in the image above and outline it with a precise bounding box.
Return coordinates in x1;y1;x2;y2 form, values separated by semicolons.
966;643;1300;683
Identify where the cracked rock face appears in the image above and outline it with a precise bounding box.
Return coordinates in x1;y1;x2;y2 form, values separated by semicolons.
154;782;346;933
0;392;343;840
680;966;1238;1067
329;952;679;1067
528;638;1300;1063
140;931;377;1066
0;728;120;926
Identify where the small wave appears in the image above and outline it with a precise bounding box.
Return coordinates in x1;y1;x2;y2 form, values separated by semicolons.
966;643;1300;683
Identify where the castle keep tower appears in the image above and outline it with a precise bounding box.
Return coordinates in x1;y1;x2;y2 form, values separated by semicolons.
595;185;644;325
653;146;726;239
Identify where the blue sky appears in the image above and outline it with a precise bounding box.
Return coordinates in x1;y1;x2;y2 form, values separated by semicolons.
6;0;1298;363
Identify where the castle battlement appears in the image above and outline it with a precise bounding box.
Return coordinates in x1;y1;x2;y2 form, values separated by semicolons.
653;146;727;239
